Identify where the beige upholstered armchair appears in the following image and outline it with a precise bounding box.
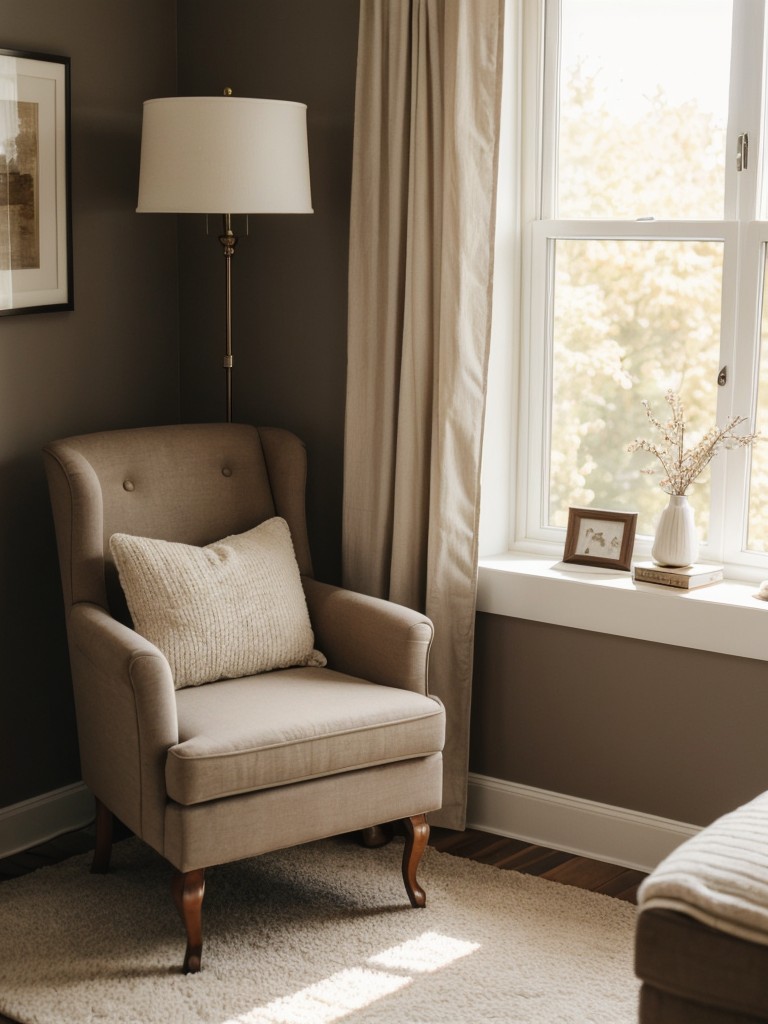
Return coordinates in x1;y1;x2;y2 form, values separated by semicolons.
43;424;445;973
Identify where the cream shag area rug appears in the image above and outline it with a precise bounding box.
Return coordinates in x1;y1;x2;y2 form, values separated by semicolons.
0;836;639;1024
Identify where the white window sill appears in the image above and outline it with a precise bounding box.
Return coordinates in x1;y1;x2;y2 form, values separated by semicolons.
477;553;768;662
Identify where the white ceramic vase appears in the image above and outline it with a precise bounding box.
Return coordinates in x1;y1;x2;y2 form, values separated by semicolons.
651;494;699;567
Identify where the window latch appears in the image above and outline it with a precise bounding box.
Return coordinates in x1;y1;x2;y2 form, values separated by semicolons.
718;366;728;386
737;133;749;172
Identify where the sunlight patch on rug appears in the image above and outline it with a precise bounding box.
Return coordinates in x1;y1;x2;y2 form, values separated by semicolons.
231;932;481;1024
368;931;480;973
226;967;411;1024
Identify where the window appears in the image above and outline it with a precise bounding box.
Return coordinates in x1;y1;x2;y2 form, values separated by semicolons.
503;0;768;579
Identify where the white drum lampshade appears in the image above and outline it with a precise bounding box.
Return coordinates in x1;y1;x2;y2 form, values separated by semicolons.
137;95;313;214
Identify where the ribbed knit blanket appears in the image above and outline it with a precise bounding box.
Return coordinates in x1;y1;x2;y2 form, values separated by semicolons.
638;791;768;946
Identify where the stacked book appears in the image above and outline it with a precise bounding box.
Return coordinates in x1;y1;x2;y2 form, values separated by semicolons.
633;562;724;590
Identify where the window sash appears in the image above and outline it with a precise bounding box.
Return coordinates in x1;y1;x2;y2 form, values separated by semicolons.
521;221;737;556
539;0;767;224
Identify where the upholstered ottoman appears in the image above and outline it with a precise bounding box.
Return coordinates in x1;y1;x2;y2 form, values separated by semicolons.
635;791;768;1022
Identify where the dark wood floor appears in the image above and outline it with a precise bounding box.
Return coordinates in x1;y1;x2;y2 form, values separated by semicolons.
0;822;646;904
429;827;646;903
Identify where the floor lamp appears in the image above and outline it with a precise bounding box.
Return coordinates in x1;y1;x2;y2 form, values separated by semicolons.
136;92;313;422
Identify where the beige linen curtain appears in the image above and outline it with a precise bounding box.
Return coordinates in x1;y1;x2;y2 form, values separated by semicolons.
343;0;505;829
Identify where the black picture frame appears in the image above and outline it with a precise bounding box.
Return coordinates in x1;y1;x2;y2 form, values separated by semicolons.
0;48;72;315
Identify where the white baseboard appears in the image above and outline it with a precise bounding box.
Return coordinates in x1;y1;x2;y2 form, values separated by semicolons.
0;782;94;860
466;773;700;873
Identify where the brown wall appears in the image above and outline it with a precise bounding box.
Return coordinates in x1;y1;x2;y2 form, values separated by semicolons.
0;0;358;813
176;0;360;585
0;0;179;808
471;613;768;827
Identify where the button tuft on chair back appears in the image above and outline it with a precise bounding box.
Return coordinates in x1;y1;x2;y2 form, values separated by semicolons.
43;423;313;619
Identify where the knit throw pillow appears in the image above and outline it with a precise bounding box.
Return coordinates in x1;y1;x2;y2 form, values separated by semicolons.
109;517;326;689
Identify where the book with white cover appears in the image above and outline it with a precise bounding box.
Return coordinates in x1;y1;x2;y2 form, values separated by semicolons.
633;562;724;590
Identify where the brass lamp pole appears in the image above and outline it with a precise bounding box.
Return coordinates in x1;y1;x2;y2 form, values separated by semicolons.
219;213;237;422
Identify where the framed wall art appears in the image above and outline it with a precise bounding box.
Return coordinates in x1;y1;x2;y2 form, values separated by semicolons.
562;507;637;572
0;48;72;315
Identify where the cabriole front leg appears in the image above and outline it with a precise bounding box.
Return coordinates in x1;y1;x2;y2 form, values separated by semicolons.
401;813;429;908
171;868;206;974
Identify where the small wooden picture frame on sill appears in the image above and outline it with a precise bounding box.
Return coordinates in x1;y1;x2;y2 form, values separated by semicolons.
563;507;637;572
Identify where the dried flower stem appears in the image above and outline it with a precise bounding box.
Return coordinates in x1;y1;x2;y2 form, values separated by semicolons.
626;390;760;495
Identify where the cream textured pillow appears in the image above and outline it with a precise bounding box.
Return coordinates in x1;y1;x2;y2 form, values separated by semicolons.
109;517;326;689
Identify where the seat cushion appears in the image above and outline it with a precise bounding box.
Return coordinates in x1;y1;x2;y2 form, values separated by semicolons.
166;668;446;805
110;517;325;689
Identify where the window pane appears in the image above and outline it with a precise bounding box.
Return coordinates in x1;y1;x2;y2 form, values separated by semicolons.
549;239;723;539
558;0;732;219
748;261;768;553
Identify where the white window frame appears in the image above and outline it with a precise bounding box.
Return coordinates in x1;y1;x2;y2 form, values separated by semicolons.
488;0;768;584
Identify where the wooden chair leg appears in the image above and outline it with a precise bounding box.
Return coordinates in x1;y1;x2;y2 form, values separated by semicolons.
401;813;429;908
90;798;114;874
171;868;206;974
360;823;394;848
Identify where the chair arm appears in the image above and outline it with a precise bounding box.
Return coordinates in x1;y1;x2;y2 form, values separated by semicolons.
302;577;433;694
68;603;178;852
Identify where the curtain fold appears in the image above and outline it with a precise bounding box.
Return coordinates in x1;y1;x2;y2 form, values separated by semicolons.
343;0;505;829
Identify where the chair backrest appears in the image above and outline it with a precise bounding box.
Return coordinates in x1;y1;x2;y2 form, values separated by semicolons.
43;423;314;620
